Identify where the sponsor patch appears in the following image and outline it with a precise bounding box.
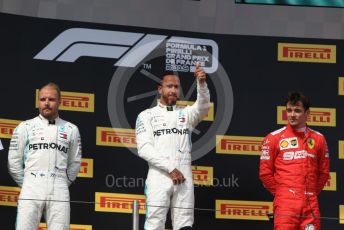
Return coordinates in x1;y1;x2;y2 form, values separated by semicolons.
279;137;298;150
307;138;315;149
260;150;270;160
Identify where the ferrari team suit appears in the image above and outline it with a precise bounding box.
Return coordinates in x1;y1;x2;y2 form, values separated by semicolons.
135;80;210;230
259;124;329;230
8;115;82;230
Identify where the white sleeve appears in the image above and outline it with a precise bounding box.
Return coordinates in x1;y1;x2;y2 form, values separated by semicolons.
0;139;3;150
135;111;174;173
188;79;211;128
66;126;82;186
8;122;27;187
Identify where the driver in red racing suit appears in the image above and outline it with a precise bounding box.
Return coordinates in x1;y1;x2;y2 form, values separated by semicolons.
259;91;329;230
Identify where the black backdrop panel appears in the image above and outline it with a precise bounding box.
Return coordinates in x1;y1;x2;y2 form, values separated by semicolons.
0;12;343;229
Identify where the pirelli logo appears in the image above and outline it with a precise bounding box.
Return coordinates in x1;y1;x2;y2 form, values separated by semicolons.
339;77;344;95
278;43;336;63
216;200;272;220
77;158;94;178
177;101;214;121
277;106;336;127
0;186;20;207
323;172;336;191
96;127;136;148
0;119;21;139
36;90;95;112
95;192;145;214
192;166;213;186
339;141;344;159
216;135;263;155
39;223;92;230
340;205;344;224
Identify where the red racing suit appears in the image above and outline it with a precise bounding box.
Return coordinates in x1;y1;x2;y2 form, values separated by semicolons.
259;124;329;230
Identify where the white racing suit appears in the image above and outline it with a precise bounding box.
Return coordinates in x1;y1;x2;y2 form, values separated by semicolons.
8;115;82;230
135;80;210;230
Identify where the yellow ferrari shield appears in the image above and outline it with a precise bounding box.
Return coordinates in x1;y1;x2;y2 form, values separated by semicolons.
307;138;315;149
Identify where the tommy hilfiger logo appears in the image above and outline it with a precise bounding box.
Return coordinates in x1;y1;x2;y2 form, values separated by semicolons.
59;131;67;140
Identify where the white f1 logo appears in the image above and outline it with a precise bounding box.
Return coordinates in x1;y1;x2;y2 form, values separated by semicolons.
34;28;167;67
34;28;219;73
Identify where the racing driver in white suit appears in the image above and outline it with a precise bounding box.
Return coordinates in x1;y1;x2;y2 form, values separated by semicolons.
135;64;210;230
8;82;82;230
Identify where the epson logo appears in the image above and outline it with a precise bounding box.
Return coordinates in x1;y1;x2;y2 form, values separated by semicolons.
34;28;219;73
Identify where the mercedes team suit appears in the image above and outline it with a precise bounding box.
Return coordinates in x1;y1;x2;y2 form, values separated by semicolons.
135;80;210;230
259;124;329;230
8;115;82;230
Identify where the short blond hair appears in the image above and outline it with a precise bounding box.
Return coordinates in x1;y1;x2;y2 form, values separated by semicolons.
39;82;61;98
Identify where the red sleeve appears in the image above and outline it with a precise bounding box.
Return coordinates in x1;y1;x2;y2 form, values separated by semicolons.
259;134;277;195
316;136;330;194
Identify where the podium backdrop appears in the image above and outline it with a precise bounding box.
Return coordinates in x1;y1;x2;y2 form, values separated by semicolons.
0;12;343;229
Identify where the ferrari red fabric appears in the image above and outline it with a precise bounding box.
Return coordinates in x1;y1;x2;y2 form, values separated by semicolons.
259;124;329;229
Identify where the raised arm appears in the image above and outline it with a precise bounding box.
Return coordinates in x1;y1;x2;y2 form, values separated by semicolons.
188;64;211;127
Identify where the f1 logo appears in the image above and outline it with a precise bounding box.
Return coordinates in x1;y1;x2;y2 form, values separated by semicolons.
34;28;219;73
34;28;167;68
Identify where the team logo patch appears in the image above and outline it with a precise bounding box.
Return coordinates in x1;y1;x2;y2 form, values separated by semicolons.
307;138;315;149
279;137;298;150
280;140;289;148
179;117;185;123
59;132;68;140
178;114;186;123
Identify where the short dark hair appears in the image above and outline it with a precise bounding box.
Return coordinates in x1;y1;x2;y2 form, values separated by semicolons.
158;71;179;86
285;91;310;111
39;82;61;99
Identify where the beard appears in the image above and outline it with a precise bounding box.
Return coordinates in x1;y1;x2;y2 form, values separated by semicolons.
161;94;177;106
40;108;56;119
